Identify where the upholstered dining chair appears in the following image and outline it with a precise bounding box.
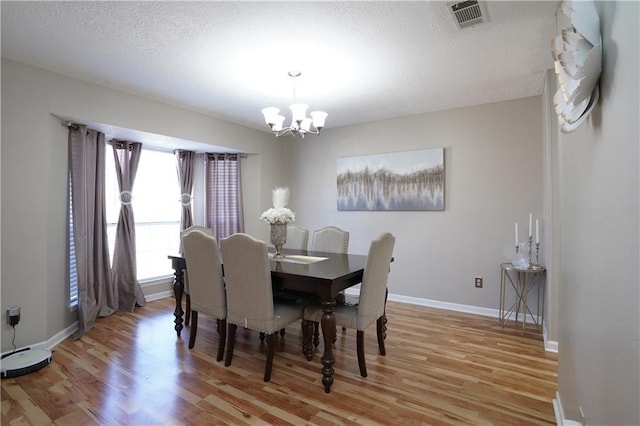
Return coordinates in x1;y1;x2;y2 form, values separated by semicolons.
303;232;395;377
310;226;349;253
220;233;304;382
181;226;227;362
310;226;350;341
284;224;309;250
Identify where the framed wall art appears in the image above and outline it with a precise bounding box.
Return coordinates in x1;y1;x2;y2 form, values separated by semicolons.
337;148;444;211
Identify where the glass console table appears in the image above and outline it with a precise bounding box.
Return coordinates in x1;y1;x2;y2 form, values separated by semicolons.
499;263;546;333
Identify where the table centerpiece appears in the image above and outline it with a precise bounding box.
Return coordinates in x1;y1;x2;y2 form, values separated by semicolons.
260;187;295;258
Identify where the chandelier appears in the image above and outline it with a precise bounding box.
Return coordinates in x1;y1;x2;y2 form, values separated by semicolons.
261;71;328;138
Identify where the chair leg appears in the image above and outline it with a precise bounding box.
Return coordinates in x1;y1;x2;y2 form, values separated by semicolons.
188;311;198;349
264;333;276;382
185;294;191;326
357;330;367;377
376;316;386;356
301;320;314;360
225;323;237;367
216;318;227;362
313;322;320;348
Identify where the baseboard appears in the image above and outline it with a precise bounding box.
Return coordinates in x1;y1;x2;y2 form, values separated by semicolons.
1;288;174;358
145;290;174;302
373;291;557;353
553;391;583;426
1;321;77;358
5;289;556;357
553;391;565;426
543;321;559;353
388;293;499;318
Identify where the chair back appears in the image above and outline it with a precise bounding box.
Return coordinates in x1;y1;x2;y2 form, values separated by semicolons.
285;225;309;250
220;233;278;332
310;226;349;253
181;226;226;318
356;232;396;330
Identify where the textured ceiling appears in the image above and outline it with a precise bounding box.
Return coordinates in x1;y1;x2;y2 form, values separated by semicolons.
1;1;558;139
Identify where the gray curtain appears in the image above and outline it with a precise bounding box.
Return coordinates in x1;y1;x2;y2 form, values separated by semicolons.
205;153;244;242
111;140;146;312
68;125;117;337
175;150;195;251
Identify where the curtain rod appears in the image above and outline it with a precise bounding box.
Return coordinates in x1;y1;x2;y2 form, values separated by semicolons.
60;119;248;158
206;152;248;159
60;120;80;130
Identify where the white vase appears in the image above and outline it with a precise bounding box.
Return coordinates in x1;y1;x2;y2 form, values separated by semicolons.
270;223;287;258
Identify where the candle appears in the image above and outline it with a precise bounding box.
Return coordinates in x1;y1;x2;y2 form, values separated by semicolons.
536;219;539;243
515;223;519;246
528;213;533;237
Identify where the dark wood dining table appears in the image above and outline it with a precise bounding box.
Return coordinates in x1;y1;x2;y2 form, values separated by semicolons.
168;248;370;393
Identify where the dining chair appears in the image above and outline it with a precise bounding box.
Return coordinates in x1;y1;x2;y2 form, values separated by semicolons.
310;226;349;253
284;224;309;250
180;226;227;362
310;226;350;342
303;232;395;377
220;233;304;382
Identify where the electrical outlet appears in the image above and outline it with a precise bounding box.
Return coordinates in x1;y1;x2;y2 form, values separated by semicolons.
6;306;20;326
475;277;483;288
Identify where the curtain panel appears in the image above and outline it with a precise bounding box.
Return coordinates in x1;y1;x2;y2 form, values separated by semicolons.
68;125;117;337
111;140;147;312
175;150;195;250
205;153;244;242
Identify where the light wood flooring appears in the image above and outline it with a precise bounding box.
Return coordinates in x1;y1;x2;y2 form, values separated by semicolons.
2;297;557;425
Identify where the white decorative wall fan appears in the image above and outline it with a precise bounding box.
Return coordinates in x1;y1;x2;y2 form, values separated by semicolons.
551;0;602;133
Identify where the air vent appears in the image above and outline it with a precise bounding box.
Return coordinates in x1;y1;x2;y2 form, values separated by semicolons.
448;1;489;30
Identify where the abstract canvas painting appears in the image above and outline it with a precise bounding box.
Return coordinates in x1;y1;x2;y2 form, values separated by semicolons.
337;148;444;211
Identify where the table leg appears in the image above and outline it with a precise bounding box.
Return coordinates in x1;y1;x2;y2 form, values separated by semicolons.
540;273;546;327
515;272;522;325
522;273;528;333
320;299;337;393
301;320;314;361
499;269;505;327
173;266;184;337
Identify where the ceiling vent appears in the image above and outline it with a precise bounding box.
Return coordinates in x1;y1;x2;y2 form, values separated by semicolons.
448;1;489;30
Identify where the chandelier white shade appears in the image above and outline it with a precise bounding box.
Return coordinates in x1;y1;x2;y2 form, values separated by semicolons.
261;72;328;138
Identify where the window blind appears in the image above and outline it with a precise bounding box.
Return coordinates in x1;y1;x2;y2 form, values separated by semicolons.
68;171;78;307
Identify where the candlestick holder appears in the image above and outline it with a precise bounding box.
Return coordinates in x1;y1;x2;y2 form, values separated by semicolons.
535;242;540;267
527;236;533;267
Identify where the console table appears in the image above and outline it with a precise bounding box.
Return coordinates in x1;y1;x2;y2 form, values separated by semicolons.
499;263;546;333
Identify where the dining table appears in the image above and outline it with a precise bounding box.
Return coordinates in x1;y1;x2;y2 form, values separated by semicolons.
168;248;374;393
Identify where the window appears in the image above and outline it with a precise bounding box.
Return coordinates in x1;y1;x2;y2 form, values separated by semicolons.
105;148;181;280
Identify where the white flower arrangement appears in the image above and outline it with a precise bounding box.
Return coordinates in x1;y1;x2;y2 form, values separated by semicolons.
260;187;296;224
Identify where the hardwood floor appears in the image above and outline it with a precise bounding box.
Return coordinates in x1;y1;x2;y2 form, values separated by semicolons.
2;298;557;425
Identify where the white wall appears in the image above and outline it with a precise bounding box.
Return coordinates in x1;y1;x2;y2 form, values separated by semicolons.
0;59;288;353
288;97;544;311
1;59;551;356
555;1;640;424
